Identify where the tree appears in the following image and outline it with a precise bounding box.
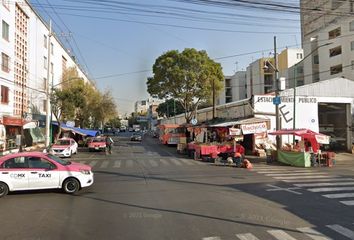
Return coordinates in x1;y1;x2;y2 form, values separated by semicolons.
147;48;224;123
156;99;184;118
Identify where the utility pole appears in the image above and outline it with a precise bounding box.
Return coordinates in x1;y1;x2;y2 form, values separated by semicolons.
212;78;216;119
19;50;26;152
45;20;52;147
274;36;281;150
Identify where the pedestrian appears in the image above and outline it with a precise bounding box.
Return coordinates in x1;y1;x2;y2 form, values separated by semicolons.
105;136;114;154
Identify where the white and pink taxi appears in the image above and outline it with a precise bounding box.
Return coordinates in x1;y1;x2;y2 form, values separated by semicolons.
50;137;78;158
0;152;93;197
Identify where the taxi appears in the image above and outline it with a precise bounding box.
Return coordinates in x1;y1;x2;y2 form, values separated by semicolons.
0;152;94;197
50;137;78;157
88;137;107;152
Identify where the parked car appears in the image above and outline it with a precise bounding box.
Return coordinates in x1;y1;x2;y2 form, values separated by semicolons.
0;152;93;197
50;138;78;158
88;137;107;151
130;133;142;141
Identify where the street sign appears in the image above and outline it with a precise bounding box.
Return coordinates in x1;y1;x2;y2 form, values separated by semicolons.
273;96;281;105
191;118;198;125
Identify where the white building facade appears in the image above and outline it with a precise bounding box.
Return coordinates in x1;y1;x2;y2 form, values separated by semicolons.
301;0;354;84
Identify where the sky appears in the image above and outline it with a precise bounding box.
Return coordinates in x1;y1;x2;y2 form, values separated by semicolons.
30;0;301;115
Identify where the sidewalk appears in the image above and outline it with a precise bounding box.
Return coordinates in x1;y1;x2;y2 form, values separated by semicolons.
0;144;45;156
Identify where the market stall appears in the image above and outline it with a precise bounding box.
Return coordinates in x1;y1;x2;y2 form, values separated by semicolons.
269;129;331;167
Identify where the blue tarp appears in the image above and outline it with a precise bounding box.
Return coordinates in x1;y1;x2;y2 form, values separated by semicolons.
52;122;99;137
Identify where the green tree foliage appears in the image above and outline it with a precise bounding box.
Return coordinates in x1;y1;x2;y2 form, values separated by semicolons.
51;67;118;138
147;48;224;123
156;99;184;118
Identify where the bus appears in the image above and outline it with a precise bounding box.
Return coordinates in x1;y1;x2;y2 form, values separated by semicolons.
158;124;186;145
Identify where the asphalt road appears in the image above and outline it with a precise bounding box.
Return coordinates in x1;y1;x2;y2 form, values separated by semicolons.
0;132;354;240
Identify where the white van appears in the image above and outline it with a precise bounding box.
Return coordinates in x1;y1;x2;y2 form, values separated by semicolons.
0;124;6;151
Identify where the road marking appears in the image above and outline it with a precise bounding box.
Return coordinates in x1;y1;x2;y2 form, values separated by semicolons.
267;230;297;240
273;175;331;180
100;161;109;168
266;184;302;195
294;182;354;187
170;159;182;166
308;187;354;192
266;172;324;177
257;170;315;174
113;160;121;168
282;178;354;183
126;160;134;167
323;193;354;199
89;160;98;167
236;233;260;240
297;227;332;240
179;159;195;165
326;224;354;239
202;237;221;240
340;200;354;206
148;159;159;167
160;159;170;166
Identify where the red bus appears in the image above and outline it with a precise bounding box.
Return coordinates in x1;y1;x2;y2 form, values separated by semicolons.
158;124;186;145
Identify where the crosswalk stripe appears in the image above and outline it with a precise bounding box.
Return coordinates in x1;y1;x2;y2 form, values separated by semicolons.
257;170;315;174
282;178;354;183
273;175;331;180
340;200;354;206
170;159;182;166
126;160;134;167
266;172;324;177
297;227;332;240
113;160;121;168
160;159;170;166
295;182;354;187
89;160;98;167
148;159;159;167
308;187;354;192
267;230;297;240
323;193;354;198
326;224;354;239
100;161;109;168
179;159;195;165
236;233;260;240
202;237;221;240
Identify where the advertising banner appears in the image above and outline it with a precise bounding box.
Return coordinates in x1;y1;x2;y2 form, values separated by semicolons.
241;122;267;134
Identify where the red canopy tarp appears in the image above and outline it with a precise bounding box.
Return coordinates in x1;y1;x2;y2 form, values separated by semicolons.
269;129;330;152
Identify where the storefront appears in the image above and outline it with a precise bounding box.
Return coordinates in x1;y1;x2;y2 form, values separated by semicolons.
2;116;23;150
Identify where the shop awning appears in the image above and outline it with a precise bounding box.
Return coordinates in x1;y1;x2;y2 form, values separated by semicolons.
209;117;269;127
53;122;99;137
269;129;330;144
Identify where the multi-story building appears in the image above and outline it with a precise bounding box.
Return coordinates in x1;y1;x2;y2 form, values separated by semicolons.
0;0;91;151
217;71;247;105
278;48;304;88
300;0;354;84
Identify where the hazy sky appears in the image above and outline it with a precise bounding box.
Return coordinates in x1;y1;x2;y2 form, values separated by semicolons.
31;0;301;115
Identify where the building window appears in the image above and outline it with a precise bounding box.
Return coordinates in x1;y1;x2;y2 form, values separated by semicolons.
1;52;10;72
44;56;47;69
313;55;319;64
351;41;354;51
43;100;47;112
43;77;47;90
331;0;344;10
330;64;343;75
2;20;9;41
351;1;354;12
328;27;341;39
296;53;303;59
329;46;342;57
51;62;54;74
350;21;354;31
50;43;54;55
44;35;47;48
1;85;9;104
351;60;354;70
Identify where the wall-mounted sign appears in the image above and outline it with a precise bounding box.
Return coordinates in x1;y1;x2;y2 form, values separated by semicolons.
241;122;267;134
229;127;241;136
191;118;198;125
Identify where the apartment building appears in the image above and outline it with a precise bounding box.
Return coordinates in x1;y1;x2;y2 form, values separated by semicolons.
278;48;304;88
217;71;247;105
0;0;90;149
301;0;354;84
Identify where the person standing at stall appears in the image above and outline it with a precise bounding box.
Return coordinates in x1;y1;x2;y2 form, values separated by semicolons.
233;141;245;166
